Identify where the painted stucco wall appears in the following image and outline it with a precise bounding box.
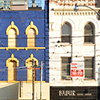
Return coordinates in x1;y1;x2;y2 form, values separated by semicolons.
49;2;100;86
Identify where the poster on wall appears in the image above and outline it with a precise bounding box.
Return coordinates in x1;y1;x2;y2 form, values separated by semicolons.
71;62;84;78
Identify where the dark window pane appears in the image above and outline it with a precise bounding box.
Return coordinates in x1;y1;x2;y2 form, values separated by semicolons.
84;36;93;43
85;58;93;68
61;36;70;43
61;23;71;35
61;23;71;43
85;36;93;42
85;69;93;79
85;58;94;79
67;65;70;75
84;23;93;35
84;23;94;43
62;58;69;63
62;57;71;79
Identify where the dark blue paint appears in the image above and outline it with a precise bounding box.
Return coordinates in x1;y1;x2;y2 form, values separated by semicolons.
0;7;49;82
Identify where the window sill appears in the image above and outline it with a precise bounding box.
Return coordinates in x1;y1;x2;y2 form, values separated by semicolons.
60;79;96;82
61;78;72;81
83;43;95;46
84;79;96;81
60;42;71;46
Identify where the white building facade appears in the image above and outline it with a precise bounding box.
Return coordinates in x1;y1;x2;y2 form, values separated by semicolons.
49;0;100;100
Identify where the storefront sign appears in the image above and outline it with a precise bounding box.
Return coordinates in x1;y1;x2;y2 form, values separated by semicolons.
59;90;76;96
50;86;98;100
59;90;92;96
71;62;84;78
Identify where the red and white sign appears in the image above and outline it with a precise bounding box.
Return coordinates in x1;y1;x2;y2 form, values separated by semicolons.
71;62;84;78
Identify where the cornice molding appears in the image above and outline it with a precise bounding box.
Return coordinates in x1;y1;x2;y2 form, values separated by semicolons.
52;8;100;11
53;10;98;16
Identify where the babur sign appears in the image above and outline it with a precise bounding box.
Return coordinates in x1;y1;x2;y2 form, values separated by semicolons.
50;86;98;100
59;90;76;96
71;62;84;78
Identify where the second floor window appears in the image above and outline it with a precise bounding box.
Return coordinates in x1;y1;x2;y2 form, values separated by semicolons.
84;22;94;43
6;21;19;48
61;23;71;43
8;28;17;47
27;29;36;47
25;21;38;47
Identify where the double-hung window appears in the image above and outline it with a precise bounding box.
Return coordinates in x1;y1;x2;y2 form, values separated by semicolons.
84;57;94;79
61;57;71;80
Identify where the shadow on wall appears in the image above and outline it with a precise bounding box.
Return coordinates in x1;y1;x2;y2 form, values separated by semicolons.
98;68;100;99
0;83;19;99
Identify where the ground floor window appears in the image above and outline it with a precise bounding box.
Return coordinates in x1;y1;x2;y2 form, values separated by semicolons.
84;57;94;79
61;57;71;80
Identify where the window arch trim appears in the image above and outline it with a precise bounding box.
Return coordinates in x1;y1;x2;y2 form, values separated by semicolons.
25;54;38;67
6;21;19;35
25;21;38;35
6;54;19;67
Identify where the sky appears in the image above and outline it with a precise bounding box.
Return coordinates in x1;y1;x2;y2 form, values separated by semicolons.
0;0;45;10
28;0;45;10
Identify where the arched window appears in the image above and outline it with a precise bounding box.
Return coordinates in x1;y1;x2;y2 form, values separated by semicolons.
6;54;19;81
84;22;94;43
61;23;71;43
25;21;38;47
8;28;17;47
8;61;17;81
25;54;38;81
27;61;33;81
27;29;36;47
6;21;19;47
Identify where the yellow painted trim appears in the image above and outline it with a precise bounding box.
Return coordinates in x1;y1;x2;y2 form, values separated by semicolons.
25;54;38;66
0;47;45;50
6;54;19;67
6;21;19;35
34;81;46;83
0;81;47;83
25;21;38;35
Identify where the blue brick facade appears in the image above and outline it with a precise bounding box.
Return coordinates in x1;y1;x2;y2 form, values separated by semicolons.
44;0;49;82
0;9;49;82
